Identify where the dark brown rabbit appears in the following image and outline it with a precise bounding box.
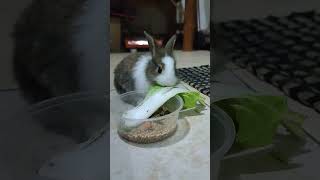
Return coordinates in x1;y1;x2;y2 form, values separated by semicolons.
114;31;179;94
12;0;106;104
11;0;107;143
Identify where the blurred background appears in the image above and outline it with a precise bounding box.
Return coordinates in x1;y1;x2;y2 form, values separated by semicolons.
110;0;210;52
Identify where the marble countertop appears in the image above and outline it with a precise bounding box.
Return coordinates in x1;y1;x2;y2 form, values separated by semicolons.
110;88;210;180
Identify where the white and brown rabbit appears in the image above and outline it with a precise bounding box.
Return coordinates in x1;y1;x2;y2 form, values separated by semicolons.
114;31;179;94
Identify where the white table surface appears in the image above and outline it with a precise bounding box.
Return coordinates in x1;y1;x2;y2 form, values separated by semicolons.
110;51;210;180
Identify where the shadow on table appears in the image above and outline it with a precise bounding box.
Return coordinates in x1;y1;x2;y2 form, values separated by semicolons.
219;133;313;180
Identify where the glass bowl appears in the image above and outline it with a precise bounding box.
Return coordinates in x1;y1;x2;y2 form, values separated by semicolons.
112;91;184;144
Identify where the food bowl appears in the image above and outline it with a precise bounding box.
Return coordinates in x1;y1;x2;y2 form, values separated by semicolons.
28;92;108;144
212;104;236;180
114;91;184;144
8;92;107;179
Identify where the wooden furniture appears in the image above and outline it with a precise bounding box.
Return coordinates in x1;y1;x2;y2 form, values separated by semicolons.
110;17;121;52
183;0;197;51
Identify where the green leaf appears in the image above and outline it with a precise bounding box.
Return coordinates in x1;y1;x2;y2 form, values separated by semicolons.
231;98;282;148
214;95;286;148
285;111;305;126
213;97;250;121
148;85;206;110
247;95;288;114
281;118;306;140
213;94;307;151
147;85;167;97
179;91;205;109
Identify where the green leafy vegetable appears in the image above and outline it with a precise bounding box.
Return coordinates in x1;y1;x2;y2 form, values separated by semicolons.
146;85;165;97
179;91;206;109
122;85;206;127
231;99;282;148
148;85;206;110
281;118;306;140
213;95;305;148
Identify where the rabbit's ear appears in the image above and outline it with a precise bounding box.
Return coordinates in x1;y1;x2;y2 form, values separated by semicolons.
144;31;156;56
165;34;177;55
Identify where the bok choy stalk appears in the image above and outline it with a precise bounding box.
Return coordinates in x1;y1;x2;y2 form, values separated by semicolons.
122;85;205;127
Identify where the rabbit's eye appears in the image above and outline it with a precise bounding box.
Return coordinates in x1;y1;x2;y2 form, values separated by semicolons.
157;66;163;73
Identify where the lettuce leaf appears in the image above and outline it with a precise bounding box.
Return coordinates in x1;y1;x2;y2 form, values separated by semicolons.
122;85;206;127
213;95;304;148
148;85;206;109
179;91;206;109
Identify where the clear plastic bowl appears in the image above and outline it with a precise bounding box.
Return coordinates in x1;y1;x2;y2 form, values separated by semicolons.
28;92;108;144
7;92;107;179
212;104;236;180
114;91;184;144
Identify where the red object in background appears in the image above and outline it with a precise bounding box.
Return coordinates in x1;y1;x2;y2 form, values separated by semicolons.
125;38;163;49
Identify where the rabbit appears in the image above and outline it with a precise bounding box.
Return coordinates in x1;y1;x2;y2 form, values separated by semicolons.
11;0;107;143
12;0;106;104
114;31;179;95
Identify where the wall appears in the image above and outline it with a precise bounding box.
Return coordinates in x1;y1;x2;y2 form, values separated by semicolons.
127;0;176;35
198;0;210;32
